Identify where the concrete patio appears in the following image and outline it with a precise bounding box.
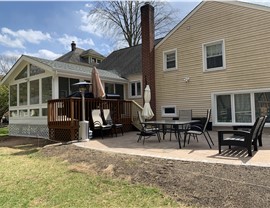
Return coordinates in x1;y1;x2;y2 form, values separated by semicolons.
75;129;270;167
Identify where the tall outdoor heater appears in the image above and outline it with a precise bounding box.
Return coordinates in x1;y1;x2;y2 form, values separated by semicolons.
73;81;91;141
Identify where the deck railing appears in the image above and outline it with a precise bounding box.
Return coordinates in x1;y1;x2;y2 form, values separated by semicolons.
48;98;135;142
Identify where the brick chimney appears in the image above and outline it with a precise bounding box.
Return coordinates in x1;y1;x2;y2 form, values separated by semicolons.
141;3;156;118
71;41;76;51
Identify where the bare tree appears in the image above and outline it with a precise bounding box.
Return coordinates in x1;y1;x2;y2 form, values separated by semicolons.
0;85;8;120
0;55;17;75
88;1;180;47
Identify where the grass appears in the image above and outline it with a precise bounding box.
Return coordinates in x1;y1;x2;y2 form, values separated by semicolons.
0;144;181;208
0;126;8;136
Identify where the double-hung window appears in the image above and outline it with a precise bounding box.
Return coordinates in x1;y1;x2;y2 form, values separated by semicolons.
130;81;141;98
203;40;226;71
163;49;177;71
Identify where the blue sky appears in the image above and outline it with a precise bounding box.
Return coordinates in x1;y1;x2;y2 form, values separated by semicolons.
0;0;269;60
0;1;202;60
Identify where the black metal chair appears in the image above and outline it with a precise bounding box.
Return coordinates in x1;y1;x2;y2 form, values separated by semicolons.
218;116;265;156
102;109;123;137
183;109;214;148
137;111;161;144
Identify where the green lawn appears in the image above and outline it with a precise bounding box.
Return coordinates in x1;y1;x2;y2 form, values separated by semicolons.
0;127;8;136
0;145;181;208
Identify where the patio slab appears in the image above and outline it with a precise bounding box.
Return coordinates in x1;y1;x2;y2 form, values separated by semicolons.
75;130;270;167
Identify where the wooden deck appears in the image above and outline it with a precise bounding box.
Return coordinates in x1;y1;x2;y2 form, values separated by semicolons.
48;98;139;142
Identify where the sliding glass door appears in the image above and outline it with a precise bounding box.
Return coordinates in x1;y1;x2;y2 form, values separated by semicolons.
215;91;270;125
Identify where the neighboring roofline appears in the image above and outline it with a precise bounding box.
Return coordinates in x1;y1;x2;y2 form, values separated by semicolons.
156;0;270;49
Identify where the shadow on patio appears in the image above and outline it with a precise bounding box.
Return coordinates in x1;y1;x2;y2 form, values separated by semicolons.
75;130;270;167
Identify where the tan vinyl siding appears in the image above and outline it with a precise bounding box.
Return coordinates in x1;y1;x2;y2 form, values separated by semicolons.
155;1;270;120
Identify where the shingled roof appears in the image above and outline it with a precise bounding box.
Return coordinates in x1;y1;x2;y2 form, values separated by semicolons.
98;38;163;78
55;42;105;66
25;55;125;81
55;47;89;65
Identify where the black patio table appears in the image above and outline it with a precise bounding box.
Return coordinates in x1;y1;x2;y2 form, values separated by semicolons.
141;120;200;149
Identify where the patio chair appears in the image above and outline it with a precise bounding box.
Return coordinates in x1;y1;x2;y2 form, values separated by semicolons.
137;111;161;144
102;109;123;137
176;109;193;139
218;115;265;156
257;115;267;146
183;109;214;148
91;109;112;139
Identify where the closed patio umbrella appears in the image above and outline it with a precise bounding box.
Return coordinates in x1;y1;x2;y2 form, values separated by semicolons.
142;85;154;120
92;66;105;98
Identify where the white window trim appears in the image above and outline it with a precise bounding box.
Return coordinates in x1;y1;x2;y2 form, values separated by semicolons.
202;39;226;72
129;80;142;98
161;105;177;117
163;48;178;71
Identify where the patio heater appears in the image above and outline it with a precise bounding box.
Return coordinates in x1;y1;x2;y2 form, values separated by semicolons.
73;81;91;141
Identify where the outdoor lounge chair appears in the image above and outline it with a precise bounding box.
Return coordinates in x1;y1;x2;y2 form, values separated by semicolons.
102;109;123;137
183;109;214;148
218;116;265;156
91;109;112;139
137;111;161;144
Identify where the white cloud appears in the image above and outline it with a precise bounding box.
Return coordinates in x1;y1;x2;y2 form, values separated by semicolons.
85;3;93;8
77;9;105;37
1;50;21;59
0;33;25;48
0;27;51;49
24;49;62;60
58;34;95;50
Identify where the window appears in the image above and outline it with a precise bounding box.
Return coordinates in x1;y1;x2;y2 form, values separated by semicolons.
19;109;28;117
203;40;225;71
115;84;124;99
19;82;27;106
59;77;79;98
15;66;27;80
130;81;141;98
30;64;45;76
42;77;52;103
163;49;177;71
217;95;231;122
161;105;177;117
234;94;251;123
10;110;17;117
42;108;48;116
255;92;270;123
10;84;17;106
30;80;39;104
105;83;114;94
104;83;124;99
214;91;270;125
30;109;39;117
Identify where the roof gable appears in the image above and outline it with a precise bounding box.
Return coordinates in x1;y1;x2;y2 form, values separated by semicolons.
1;55;126;85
